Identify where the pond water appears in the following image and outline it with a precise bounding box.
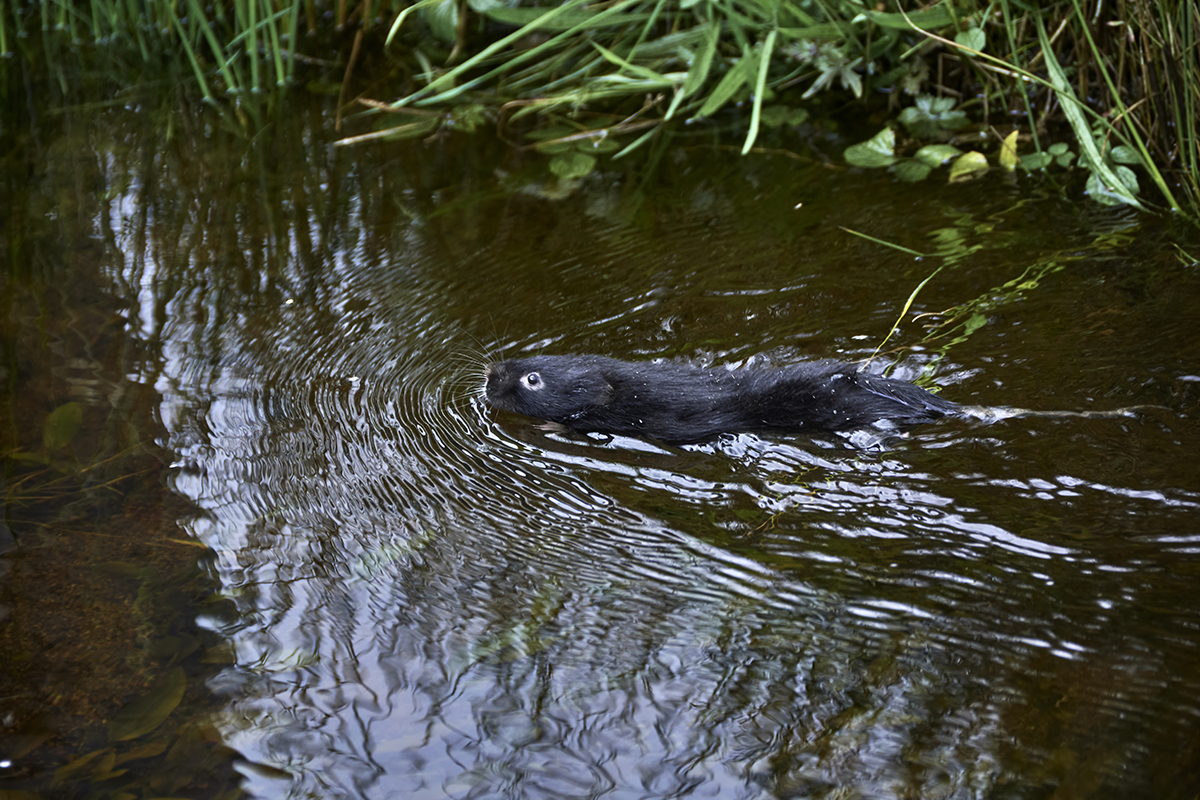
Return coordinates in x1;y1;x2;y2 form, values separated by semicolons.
2;92;1200;800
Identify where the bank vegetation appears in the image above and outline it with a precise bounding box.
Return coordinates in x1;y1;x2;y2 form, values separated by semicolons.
2;0;1197;216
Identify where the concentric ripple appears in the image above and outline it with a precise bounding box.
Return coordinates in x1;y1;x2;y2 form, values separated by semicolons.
150;177;1200;800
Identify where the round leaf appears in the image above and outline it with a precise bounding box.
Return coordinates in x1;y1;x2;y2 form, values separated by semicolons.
1113;164;1140;190
549;153;596;180
1020;152;1052;170
914;144;963;167
844;128;897;168
1110;145;1141;165
955;27;985;52
948;150;989;182
422;0;459;44
893;159;932;182
1054;150;1076;168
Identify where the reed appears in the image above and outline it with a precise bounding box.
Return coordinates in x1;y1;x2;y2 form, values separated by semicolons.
2;0;1196;215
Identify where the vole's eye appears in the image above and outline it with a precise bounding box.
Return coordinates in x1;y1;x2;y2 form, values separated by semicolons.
522;372;542;389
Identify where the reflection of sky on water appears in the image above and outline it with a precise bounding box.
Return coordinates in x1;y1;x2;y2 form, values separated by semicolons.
101;140;1200;798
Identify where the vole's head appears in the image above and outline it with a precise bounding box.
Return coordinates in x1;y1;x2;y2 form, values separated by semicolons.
484;356;614;423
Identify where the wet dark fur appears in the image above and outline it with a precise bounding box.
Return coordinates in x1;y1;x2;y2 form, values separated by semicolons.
484;355;958;442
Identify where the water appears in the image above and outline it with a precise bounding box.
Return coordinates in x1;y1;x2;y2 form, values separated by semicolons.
2;94;1199;799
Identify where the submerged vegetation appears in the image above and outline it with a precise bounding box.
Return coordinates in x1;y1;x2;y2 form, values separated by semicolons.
1;0;1198;213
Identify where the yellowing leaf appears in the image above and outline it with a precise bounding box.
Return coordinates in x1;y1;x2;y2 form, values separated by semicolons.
1000;130;1020;170
948;151;989;182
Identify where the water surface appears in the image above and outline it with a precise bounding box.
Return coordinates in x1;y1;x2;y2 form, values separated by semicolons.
2;94;1199;799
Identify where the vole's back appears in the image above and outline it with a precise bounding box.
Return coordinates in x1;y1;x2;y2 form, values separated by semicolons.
485;355;957;442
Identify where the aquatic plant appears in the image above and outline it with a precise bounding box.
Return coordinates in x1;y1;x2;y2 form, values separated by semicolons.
1;0;1196;215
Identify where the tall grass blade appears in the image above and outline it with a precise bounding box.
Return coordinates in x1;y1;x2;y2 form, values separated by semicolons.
742;29;776;155
1035;13;1144;209
666;20;719;119
1068;0;1177;211
167;1;217;103
591;41;670;83
0;1;10;56
408;0;644;107
697;47;751;118
248;0;260;92
285;0;300;84
184;0;240;94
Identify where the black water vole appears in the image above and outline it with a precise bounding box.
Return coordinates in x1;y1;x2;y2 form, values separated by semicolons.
484;355;958;442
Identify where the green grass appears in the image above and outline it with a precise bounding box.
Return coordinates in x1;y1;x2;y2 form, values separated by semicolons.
2;0;1196;216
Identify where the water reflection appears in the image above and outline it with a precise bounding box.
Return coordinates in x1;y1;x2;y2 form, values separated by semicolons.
7;98;1200;798
163;138;1198;797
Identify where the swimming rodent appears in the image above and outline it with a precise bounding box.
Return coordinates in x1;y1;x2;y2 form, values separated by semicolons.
483;355;962;442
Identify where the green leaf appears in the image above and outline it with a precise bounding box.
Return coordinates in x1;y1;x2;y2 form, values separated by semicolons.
669;20;719;118
924;95;957;115
1054;149;1076;168
914;143;962;166
1110;145;1141;164
591;41;669;83
955;27;985;52
549;152;596;179
860;7;957;30
963;312;987;335
1036;16;1144;209
108;667;186;741
948;151;989;181
400;0;624;103
844;128;897;168
612;126;660;159
1113;164;1139;189
742;30;777;155
422;0;458;44
1020;152;1052;170
899;94;970;137
43;402;82;451
696;52;751;118
894;159;932;182
482;7;651;30
1086;166;1140;205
